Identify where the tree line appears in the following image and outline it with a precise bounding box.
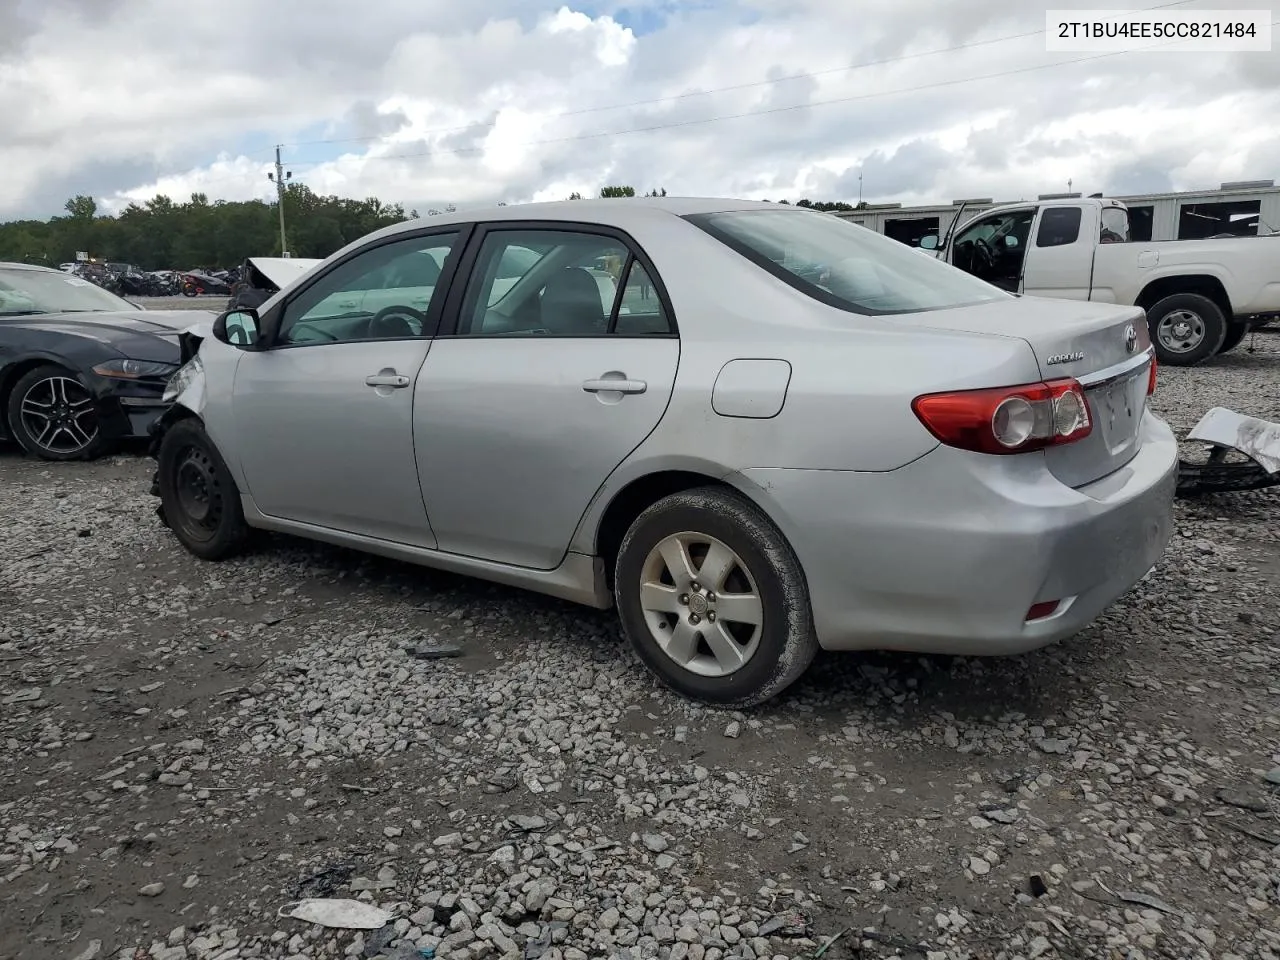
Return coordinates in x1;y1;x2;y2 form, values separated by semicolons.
0;184;865;271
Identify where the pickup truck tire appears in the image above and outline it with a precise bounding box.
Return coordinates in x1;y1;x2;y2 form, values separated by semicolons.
1146;293;1227;366
1218;324;1249;355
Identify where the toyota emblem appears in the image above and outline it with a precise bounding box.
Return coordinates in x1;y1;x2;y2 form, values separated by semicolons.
1124;324;1138;353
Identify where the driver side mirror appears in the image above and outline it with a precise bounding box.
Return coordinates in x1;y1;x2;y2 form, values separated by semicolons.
213;308;260;348
1004;236;1019;250
919;234;939;250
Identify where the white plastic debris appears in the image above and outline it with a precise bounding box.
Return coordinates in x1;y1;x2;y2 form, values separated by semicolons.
1187;407;1280;474
277;898;394;929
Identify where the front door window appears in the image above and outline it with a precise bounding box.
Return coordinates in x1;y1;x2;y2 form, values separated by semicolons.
952;210;1035;291
278;233;460;345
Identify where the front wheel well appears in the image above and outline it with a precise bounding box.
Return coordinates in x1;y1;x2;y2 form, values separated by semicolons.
1;357;69;406
595;471;736;588
0;359;74;436
146;405;206;468
1136;275;1233;319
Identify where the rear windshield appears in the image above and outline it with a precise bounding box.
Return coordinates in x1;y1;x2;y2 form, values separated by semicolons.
686;208;1008;315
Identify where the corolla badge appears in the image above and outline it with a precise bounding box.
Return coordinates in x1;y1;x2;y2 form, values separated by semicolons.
1046;351;1086;365
1124;323;1138;353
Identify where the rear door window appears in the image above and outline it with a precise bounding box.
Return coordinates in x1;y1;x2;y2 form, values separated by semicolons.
1036;207;1083;247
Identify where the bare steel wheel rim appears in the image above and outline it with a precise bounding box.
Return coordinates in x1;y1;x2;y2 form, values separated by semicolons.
1157;309;1206;354
639;531;764;678
18;376;99;455
173;445;224;543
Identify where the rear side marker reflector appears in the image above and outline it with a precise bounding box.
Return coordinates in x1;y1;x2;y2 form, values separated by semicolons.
1025;600;1061;621
912;378;1092;455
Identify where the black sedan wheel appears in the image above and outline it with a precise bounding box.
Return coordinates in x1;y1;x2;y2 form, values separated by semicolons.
157;418;250;560
6;364;106;461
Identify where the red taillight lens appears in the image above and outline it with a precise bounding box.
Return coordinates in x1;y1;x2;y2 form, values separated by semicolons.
1147;358;1157;396
912;378;1092;455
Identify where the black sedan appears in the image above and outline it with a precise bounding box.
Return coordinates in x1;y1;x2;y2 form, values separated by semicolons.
0;262;208;461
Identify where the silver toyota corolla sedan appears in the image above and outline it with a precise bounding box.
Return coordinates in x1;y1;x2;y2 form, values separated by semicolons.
149;198;1177;707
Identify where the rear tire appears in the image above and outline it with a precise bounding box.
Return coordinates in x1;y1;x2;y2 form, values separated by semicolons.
1146;293;1226;366
613;486;819;708
157;419;250;560
1217;323;1248;355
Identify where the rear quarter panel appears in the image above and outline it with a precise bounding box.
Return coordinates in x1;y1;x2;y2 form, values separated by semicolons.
568;214;1044;553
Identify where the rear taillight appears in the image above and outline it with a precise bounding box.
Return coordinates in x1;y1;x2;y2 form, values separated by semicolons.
912;378;1092;455
1147;357;1157;396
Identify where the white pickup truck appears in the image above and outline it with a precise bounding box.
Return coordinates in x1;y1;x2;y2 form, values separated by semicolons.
920;197;1280;365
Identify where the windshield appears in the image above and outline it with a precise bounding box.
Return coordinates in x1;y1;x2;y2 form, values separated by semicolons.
0;266;137;315
687;209;1008;314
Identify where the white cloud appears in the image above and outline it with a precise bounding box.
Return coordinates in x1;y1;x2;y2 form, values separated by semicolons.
0;0;1276;219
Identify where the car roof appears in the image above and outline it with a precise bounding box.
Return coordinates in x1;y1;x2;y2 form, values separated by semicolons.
367;196;808;242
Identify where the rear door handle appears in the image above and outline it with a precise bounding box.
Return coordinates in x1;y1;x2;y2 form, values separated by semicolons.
582;378;647;395
366;373;410;388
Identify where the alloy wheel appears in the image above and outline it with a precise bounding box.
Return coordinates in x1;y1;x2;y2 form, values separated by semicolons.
638;531;764;678
18;376;99;456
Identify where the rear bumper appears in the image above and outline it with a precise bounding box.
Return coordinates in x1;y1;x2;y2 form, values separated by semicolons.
739;410;1178;655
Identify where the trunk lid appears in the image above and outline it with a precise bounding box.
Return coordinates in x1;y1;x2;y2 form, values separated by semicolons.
891;296;1154;487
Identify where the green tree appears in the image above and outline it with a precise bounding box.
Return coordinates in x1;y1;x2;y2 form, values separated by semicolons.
599;185;635;198
64;195;97;220
0;188;414;270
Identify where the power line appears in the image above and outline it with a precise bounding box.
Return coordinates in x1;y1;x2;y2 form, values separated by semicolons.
284;20;1268;170
273;0;1197;151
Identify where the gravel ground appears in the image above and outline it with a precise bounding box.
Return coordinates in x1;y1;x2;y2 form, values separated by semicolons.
133;295;228;312
1;333;1278;960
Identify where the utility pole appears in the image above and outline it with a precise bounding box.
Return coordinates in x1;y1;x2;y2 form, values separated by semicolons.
858;170;863;205
267;145;292;257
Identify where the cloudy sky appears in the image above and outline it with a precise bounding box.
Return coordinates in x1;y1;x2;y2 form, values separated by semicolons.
1;0;1277;220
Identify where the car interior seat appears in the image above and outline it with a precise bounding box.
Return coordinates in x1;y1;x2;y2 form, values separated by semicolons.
540;267;603;335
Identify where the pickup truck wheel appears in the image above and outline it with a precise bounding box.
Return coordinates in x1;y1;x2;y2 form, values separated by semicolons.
1218;324;1248;355
1147;293;1226;366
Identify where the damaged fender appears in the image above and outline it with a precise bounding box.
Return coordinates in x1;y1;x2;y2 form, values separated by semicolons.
147;321;211;502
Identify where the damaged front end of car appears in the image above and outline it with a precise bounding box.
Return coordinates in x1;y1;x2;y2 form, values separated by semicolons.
147;324;210;518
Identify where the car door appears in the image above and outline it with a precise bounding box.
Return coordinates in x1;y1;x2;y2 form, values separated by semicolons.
1021;204;1096;300
230;228;466;547
413;224;679;570
948;208;1035;292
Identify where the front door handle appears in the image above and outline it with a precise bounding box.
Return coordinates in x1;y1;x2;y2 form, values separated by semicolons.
366;373;410;388
582;377;647;395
